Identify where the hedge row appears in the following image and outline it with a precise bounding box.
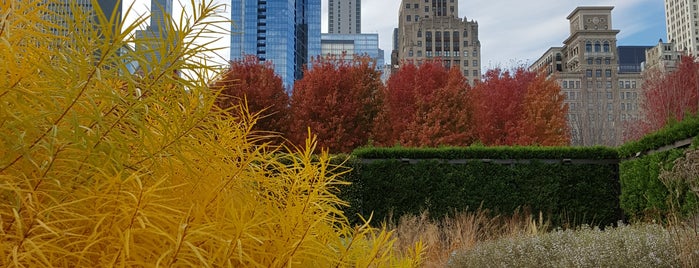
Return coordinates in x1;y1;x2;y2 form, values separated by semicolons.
618;115;699;158
353;146;619;160
340;155;621;227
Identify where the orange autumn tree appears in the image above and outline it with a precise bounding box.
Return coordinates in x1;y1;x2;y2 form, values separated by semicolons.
405;67;474;147
212;55;290;135
514;71;570;145
289;54;383;153
470;67;535;145
374;60;473;147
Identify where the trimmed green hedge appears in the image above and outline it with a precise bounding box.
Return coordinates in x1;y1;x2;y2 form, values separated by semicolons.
353;146;618;160
341;148;621;227
618;115;699;158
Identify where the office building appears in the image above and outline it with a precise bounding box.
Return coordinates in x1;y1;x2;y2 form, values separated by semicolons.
134;0;175;67
644;39;683;73
230;0;321;91
665;0;699;57
321;33;384;69
42;0;122;37
531;6;646;146
328;0;360;34
394;0;481;85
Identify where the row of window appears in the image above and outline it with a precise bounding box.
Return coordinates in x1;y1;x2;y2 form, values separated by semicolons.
585;41;611;53
417;30;469;39
585;69;613;78
587;58;612;65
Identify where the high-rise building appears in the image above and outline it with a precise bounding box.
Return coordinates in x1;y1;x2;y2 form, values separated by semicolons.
531;6;646;146
230;0;321;91
394;0;481;85
42;0;122;37
328;0;360;34
665;0;699;57
134;0;175;67
321;33;384;68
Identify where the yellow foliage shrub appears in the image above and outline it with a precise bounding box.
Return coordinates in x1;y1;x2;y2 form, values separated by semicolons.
0;0;422;266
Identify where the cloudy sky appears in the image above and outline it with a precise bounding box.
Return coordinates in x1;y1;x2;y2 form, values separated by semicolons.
126;0;666;69
351;0;666;69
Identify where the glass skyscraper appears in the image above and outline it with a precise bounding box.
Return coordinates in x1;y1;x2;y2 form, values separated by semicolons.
321;33;384;70
230;0;321;91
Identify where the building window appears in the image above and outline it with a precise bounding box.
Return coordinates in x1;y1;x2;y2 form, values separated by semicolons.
473;70;479;77
454;51;459;57
417;51;422;57
425;6;429;12
563;81;568;89
586;41;592;52
407;15;411;22
586;69;593;77
594;41;601;52
631;81;637;88
417;41;423;46
605;58;611;64
472;60;478;67
605;69;611;77
414;3;419;8
445;51;450;57
625;81;630;88
426;51;432;57
464;51;469;57
463;41;468;47
603;41;610;52
409;50;414;57
595;69;602;77
587;58;593;65
463;30;468;37
619;81;624;88
606;81;612;89
463;60;468;67
405;3;410;8
418;30;422;37
464;70;469;76
473;50;477;56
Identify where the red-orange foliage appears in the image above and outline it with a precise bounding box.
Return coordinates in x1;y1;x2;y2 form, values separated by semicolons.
374;60;473;147
470;67;535;145
405;67;474;147
289;55;383;153
212;55;290;135
514;72;570;146
625;55;699;141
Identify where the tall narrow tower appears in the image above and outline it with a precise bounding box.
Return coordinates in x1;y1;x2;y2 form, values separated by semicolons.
328;0;360;34
150;0;173;34
230;0;321;91
665;0;699;57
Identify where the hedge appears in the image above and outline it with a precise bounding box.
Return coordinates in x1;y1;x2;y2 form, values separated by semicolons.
353;146;618;160
618;114;699;158
341;147;621;227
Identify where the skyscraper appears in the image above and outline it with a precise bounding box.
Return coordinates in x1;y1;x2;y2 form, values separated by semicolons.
394;0;481;85
531;6;646;146
134;0;175;66
42;0;122;37
328;0;360;34
230;0;321;91
149;0;173;35
665;0;699;57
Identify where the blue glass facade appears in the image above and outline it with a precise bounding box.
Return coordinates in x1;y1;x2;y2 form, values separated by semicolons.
230;0;320;91
321;33;384;69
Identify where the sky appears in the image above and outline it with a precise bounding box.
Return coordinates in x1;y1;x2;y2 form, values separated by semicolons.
125;0;667;70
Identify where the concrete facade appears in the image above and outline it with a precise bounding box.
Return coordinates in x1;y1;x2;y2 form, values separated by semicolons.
328;0;360;34
394;0;481;85
644;39;683;73
531;7;645;146
665;0;699;57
